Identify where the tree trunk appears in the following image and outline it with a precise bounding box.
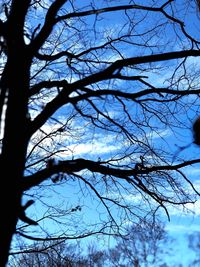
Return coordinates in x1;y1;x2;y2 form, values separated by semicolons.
0;190;20;266
0;53;30;267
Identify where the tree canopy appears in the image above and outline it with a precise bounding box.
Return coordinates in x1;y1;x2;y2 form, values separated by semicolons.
1;0;200;265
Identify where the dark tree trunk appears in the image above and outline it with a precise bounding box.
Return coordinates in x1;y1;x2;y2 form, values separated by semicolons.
0;61;30;265
0;37;31;267
0;1;32;264
0;68;30;265
0;188;20;266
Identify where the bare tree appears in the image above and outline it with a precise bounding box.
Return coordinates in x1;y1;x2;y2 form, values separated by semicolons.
188;232;200;267
8;240;87;267
108;219;172;267
1;0;200;265
9;219;172;267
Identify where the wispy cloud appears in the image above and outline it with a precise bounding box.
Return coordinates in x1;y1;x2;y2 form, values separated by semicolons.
165;222;200;234
146;129;172;140
65;138;119;156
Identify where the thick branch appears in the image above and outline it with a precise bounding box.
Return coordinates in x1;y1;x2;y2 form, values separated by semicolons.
30;80;69;96
21;159;135;191
70;87;200;103
56;4;161;22
72;49;200;88
28;86;72;136
29;0;66;53
21;158;200;192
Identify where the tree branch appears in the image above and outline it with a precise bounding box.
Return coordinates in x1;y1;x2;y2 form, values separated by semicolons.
71;49;200;89
29;0;66;53
28;49;200;137
56;4;161;22
21;158;200;192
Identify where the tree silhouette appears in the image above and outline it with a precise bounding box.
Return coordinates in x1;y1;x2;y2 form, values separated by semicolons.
9;219;172;267
108;219;173;267
188;232;200;267
1;0;200;265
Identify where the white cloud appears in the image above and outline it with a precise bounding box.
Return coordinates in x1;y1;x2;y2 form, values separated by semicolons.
163;199;200;219
63;134;120;157
165;223;200;234
68;142;115;155
182;166;200;178
146;129;172;140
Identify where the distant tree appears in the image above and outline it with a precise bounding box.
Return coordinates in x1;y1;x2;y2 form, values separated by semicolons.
108;219;172;267
8;240;87;267
1;0;200;266
86;242;108;267
9;239;109;267
188;232;200;267
9;220;172;267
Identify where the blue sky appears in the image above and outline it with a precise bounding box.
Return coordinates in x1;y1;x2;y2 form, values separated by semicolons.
6;0;200;265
